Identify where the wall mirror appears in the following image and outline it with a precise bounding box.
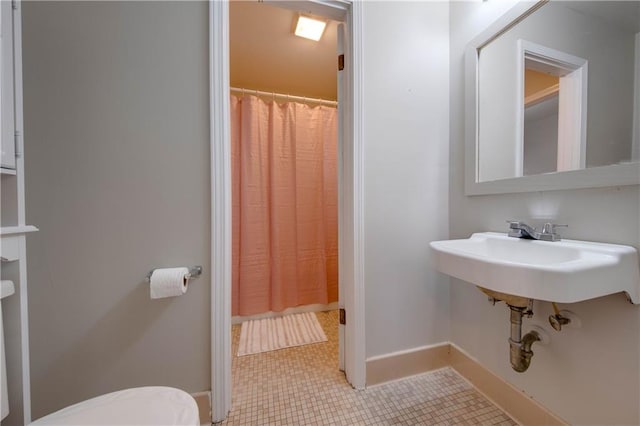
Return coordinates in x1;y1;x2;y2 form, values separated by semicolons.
465;0;640;195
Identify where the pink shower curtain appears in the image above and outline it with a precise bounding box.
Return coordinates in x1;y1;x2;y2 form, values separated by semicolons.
231;94;338;316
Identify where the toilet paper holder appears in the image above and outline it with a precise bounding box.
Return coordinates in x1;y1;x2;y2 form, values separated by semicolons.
145;266;203;283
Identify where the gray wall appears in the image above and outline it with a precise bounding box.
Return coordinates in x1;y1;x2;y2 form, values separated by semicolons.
450;2;640;424
22;2;211;420
363;1;450;359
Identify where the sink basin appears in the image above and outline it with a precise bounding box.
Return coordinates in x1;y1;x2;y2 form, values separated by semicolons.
430;232;640;304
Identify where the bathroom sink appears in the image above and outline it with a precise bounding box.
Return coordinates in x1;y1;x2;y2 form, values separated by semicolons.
430;232;640;304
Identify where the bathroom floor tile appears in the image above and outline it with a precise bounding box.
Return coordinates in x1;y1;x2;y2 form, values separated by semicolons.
217;310;517;425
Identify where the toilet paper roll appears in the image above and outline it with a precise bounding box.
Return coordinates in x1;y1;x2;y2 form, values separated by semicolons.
150;267;189;299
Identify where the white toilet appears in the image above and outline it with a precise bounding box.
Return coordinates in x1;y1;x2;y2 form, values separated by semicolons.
29;386;200;426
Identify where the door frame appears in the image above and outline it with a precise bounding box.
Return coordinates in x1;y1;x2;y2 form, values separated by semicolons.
208;1;365;422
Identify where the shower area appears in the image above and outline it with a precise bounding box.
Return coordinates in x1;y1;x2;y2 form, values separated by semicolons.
230;91;338;319
229;0;340;322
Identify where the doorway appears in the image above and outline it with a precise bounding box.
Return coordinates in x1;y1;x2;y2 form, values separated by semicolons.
209;1;365;423
229;1;339;323
517;39;588;176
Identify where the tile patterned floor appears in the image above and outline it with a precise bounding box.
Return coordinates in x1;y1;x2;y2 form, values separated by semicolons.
218;310;517;425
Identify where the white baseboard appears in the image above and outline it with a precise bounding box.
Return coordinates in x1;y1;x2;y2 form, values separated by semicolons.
366;343;450;386
191;391;211;426
449;343;566;426
231;302;339;325
365;342;567;426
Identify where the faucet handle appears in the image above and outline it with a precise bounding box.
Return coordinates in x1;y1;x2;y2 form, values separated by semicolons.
506;220;522;229
542;223;567;234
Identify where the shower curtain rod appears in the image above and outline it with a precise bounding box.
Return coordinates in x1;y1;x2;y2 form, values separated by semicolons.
230;87;338;107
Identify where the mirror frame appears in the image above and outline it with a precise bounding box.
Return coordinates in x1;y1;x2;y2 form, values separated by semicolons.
465;0;640;196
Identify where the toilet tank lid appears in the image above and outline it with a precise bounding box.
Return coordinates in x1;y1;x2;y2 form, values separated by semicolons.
29;387;200;426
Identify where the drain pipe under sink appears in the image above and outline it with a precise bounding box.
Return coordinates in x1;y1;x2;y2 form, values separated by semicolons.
508;305;541;372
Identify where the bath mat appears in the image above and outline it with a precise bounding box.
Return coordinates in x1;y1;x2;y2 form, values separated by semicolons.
237;312;327;356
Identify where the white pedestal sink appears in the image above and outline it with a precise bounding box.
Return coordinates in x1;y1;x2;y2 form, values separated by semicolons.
430;232;640;304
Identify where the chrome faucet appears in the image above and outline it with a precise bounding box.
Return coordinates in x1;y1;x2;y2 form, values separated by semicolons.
507;221;567;242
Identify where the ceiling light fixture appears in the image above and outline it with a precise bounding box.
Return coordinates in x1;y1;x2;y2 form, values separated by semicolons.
294;15;327;42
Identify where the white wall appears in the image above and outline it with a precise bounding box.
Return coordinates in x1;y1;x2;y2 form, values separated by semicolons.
450;2;640;424
22;2;211;419
363;1;450;359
